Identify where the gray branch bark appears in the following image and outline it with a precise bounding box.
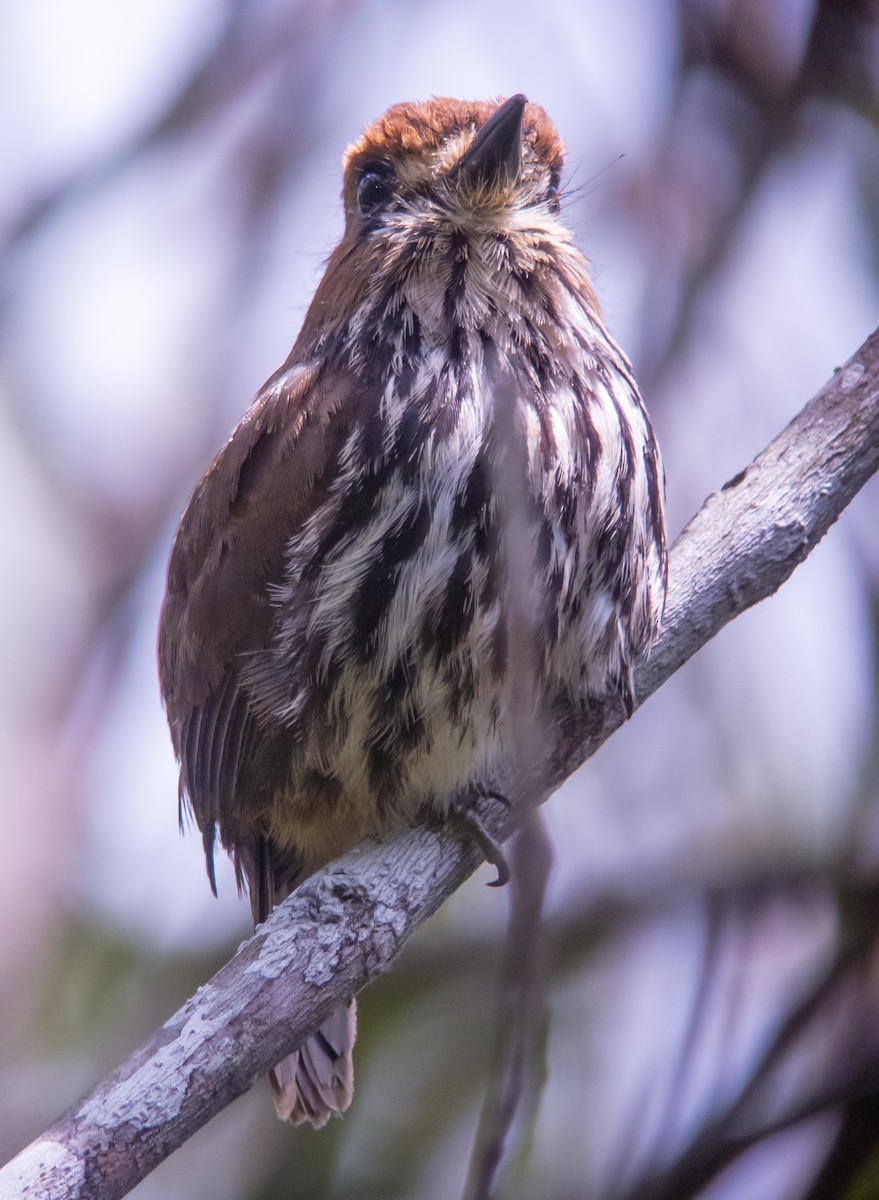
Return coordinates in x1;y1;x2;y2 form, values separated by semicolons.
2;327;878;1200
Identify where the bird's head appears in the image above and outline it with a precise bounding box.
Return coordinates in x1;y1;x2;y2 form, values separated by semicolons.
340;94;564;234
293;95;596;367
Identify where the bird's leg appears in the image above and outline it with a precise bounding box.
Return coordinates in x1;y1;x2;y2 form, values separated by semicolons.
449;792;512;887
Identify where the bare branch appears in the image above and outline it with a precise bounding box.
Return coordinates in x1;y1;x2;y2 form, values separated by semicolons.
1;327;877;1200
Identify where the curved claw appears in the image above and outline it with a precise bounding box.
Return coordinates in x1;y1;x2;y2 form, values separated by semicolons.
487;859;511;888
452;806;511;887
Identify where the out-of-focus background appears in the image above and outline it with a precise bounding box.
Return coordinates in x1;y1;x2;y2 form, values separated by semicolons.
1;1;878;1197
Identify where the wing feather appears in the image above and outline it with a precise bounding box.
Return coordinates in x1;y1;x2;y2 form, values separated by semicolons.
158;361;365;890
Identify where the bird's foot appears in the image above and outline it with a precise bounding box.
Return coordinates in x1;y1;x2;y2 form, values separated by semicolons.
449;792;512;887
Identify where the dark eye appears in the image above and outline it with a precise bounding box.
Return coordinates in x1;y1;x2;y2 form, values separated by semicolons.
356;161;396;216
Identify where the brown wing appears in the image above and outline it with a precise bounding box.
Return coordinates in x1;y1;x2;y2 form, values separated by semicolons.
158;359;362;904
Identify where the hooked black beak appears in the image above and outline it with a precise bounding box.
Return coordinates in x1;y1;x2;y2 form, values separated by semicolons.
449;93;527;191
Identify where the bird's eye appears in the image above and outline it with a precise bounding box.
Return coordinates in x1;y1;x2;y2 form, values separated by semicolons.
356;161;396;217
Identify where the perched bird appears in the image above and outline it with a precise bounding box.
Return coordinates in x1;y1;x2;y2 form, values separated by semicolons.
158;94;667;1127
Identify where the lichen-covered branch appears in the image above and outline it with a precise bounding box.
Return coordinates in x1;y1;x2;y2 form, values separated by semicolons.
2;327;877;1200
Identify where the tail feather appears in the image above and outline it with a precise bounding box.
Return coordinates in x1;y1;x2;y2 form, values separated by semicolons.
239;835;357;1127
271;1000;357;1127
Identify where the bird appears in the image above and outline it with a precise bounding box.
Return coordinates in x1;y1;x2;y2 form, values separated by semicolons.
158;94;668;1128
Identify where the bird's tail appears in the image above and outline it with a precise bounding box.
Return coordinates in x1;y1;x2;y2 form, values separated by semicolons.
270;1000;357;1127
238;834;358;1128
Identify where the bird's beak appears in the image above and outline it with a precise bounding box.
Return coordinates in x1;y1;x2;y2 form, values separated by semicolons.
449;93;527;192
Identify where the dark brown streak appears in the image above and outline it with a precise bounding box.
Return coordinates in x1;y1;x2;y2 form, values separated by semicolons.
444;230;471;331
353;497;432;650
430;549;476;666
